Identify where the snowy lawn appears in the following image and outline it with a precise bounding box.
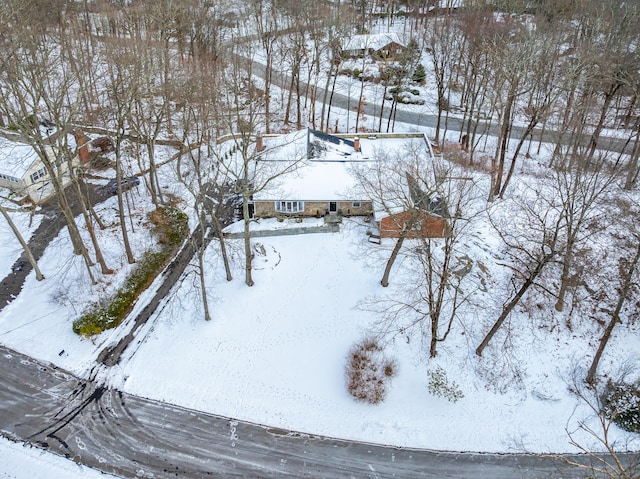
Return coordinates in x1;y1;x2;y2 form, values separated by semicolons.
0;138;638;457
110;217;638;453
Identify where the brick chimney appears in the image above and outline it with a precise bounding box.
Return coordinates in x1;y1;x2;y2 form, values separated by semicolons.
353;136;360;152
73;129;91;164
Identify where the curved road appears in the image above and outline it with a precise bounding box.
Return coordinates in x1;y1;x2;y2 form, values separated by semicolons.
1;345;591;478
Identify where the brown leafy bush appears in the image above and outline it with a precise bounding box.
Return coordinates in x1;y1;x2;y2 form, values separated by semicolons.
346;337;397;404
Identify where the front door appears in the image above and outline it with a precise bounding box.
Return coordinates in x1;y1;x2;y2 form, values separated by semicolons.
329;201;337;213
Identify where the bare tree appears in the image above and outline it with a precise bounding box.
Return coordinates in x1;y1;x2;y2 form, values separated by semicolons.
476;189;562;356
351;147;416;287
561;371;640;479
0;203;44;281
552;151;621;313
0;12;97;282
220;42;305;286
425;13;460;144
104;38;141;264
356;143;480;357
586;234;640;385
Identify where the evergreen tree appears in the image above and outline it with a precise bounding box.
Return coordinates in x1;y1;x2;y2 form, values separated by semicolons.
412;63;426;84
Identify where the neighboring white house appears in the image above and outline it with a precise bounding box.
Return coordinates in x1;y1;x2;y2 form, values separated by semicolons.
0;134;77;204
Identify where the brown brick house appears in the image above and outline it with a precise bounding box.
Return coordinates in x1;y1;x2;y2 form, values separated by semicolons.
378;209;449;238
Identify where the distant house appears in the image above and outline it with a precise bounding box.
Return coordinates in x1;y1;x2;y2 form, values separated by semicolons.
0;133;80;204
341;33;407;61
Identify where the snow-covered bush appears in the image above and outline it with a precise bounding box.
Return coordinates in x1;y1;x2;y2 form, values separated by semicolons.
346;337;397;404
427;366;464;403
601;380;640;434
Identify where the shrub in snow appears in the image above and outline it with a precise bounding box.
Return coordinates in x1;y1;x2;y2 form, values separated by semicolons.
601;380;640;434
427;366;464;403
73;206;188;337
73;251;165;336
346;337;397;404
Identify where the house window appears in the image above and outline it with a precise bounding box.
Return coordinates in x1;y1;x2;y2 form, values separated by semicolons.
275;201;304;213
0;174;19;183
352;201;361;208
30;167;48;184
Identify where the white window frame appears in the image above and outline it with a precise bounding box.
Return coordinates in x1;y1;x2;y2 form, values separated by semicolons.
352;201;361;208
30;167;48;184
275;201;304;214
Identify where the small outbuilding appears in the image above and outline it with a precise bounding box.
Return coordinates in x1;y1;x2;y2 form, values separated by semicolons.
377;208;449;239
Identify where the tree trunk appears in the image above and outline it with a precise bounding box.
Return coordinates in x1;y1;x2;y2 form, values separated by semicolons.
197;228;212;321
115;141;135;264
498;114;539;198
325;64;339;133
296;62;302;130
264;46;272;134
555;236;575;312
73;178;113;275
380;235;405;287
355;73;365;133
586;240;640;385
0;206;44;281
586;83;622;163
211;210;232;281
476;253;553;356
243;211;254;287
284;67;295;126
319;61;334;132
623;132;640;190
492;87;516;198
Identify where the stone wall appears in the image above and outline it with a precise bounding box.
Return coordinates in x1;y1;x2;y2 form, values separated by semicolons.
254;200;373;218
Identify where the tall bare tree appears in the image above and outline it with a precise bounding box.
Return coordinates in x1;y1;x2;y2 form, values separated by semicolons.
356;143;480;357
0;204;44;281
476;188;562;356
220;40;305;286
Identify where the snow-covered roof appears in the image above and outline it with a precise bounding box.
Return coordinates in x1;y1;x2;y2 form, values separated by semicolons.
255;130;432;203
342;33;405;53
255;159;366;201
0;136;40;179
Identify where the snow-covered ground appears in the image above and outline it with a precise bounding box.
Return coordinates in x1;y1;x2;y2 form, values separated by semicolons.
0;437;118;479
1;22;639;471
1;160;637;457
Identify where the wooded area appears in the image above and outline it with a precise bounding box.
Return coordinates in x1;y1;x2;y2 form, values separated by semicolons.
0;0;639;414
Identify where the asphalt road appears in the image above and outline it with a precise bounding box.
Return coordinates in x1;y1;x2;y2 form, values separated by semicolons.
256;56;635;156
1;344;596;479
